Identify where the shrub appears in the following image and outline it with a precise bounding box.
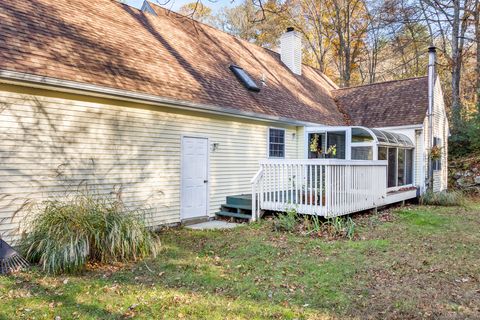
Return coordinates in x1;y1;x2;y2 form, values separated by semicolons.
420;190;465;207
449;113;480;158
20;192;160;274
274;208;299;232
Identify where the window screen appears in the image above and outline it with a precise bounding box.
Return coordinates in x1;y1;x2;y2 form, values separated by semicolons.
308;133;326;159
381;147;413;188
406;149;413;184
397;149;405;186
327;131;346;159
269;128;285;158
388;148;397;188
351;146;373;160
378;147;388;160
433;137;442;171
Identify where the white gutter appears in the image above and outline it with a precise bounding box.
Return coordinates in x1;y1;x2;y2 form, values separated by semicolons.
0;69;322;127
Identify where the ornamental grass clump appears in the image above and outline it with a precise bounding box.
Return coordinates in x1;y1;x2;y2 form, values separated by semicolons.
420;190;465;207
20;192;160;274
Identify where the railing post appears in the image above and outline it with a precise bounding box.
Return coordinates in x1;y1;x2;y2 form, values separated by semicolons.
251;183;257;222
250;166;265;222
325;164;330;217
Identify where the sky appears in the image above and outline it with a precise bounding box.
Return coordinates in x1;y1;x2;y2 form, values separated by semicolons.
124;0;234;14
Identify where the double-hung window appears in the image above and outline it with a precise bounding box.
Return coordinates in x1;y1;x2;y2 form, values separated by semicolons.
433;137;442;171
268;128;285;158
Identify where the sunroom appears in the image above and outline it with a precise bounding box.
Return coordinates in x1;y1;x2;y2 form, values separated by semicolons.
304;126;415;191
250;126;418;220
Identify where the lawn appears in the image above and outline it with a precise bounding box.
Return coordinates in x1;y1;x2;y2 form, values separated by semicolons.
1;202;480;319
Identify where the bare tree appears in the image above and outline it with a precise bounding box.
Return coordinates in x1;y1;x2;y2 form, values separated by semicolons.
418;0;475;128
284;0;331;72
326;0;370;86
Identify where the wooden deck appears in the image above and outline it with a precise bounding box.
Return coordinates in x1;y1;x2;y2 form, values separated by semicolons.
251;159;417;220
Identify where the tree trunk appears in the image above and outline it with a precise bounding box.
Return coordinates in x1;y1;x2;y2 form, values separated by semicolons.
451;0;463;130
475;0;480;110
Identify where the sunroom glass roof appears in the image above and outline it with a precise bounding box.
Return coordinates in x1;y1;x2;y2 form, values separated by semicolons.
369;128;414;147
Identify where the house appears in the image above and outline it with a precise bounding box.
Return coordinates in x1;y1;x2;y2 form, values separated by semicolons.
0;0;448;242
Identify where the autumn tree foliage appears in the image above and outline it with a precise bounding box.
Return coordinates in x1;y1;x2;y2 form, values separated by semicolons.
175;0;480;154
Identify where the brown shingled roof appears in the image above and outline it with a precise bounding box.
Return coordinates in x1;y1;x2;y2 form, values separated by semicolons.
332;77;429;128
0;0;346;125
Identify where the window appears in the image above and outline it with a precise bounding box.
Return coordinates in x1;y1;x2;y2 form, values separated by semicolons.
308;133;325;159
269;128;285;158
351;128;374;142
406;149;413;184
308;131;345;159
397;149;405;186
388;148;397;188
327;131;346;159
378;147;388;160
382;147;414;188
229;65;260;92
351;146;373;160
433;137;442;171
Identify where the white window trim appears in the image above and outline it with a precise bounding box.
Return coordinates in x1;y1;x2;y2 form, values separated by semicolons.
305;129;348;159
384;146;415;191
268;127;286;159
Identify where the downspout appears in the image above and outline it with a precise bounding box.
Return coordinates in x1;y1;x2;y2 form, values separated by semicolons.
427;46;436;191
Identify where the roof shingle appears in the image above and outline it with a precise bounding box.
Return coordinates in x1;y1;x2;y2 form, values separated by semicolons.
332;77;429;128
0;0;346;125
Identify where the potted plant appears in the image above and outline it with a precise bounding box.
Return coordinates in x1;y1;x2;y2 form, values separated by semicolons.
301;189;326;206
302;188;317;204
309;134;337;158
430;145;442;161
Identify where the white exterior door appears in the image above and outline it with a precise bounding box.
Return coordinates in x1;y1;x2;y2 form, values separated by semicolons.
181;137;208;220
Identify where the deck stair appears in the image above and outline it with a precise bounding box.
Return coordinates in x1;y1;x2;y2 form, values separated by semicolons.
215;194;253;220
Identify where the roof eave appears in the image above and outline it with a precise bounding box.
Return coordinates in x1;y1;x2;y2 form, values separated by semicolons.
0;69;322;127
374;124;424;130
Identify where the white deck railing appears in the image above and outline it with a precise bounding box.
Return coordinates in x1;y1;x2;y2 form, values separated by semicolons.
251;159;388;220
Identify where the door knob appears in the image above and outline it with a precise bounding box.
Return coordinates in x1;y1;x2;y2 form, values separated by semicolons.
204;180;208;183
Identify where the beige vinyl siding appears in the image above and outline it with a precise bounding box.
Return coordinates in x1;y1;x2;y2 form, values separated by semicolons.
296;126;305;158
423;77;449;192
415;127;425;190
0;83;299;242
432;78;449;191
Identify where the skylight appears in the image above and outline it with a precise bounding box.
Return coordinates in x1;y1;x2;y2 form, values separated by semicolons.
229;65;260;92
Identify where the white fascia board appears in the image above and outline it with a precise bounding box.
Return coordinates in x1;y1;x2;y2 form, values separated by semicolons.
374;124;424;131
304;125;350;132
0;69;322;127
